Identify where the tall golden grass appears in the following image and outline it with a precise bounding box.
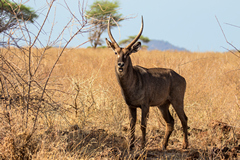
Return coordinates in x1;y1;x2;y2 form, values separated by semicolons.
52;48;240;128
1;48;239;159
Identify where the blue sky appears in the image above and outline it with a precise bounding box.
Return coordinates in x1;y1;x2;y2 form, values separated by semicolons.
26;0;240;52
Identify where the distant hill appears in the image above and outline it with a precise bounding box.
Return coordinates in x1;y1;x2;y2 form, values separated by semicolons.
144;39;187;51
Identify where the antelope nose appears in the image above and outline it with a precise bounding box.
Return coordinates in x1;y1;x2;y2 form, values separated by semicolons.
118;62;124;68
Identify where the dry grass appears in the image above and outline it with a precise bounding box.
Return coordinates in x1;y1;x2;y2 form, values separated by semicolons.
1;48;240;159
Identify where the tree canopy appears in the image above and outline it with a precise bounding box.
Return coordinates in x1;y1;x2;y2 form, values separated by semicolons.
119;35;150;46
0;0;38;33
86;0;123;48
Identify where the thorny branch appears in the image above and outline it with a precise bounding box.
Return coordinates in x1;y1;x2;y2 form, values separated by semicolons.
215;16;240;58
0;0;92;149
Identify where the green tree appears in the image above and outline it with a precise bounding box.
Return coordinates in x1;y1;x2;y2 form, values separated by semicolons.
86;0;123;48
119;35;150;47
0;0;38;33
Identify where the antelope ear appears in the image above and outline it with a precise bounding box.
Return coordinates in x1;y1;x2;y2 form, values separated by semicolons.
131;41;141;53
105;38;115;50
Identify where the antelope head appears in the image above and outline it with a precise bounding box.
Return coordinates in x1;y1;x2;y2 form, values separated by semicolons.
105;16;144;74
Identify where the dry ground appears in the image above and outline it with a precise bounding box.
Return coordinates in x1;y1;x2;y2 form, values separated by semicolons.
0;48;239;159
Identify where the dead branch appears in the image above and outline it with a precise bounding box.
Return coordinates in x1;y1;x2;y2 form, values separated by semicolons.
215;16;240;58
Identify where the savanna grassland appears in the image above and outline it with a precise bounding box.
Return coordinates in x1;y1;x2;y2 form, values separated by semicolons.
0;48;240;159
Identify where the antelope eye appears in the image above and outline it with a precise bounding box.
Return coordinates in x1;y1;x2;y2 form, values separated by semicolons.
114;52;117;55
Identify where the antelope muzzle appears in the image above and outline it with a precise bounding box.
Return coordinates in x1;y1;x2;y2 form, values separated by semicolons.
117;62;124;72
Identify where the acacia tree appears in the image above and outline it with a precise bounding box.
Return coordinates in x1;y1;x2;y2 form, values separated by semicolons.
119;35;150;47
86;0;123;48
0;0;38;34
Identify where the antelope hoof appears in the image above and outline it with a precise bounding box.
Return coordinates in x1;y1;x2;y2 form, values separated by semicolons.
129;144;135;151
182;142;188;149
141;145;146;150
141;142;146;150
161;144;167;151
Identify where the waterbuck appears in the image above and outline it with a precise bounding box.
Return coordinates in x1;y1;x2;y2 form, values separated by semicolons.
105;16;188;150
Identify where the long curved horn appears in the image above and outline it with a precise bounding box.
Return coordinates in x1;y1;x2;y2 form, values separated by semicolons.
126;16;144;49
107;17;119;48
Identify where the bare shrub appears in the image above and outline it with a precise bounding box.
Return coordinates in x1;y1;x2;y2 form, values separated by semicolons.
0;0;90;159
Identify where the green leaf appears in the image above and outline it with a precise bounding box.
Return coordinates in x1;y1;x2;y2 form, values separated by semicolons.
86;0;124;48
0;0;38;33
119;35;150;46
